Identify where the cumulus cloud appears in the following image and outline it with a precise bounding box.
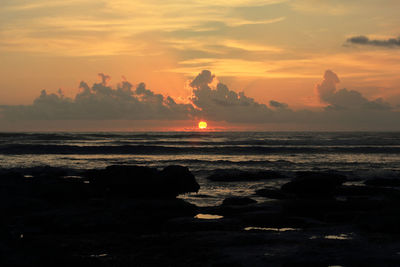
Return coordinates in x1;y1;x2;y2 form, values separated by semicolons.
346;35;400;48
269;100;288;109
1;70;399;130
190;70;274;122
316;70;391;110
2;74;195;121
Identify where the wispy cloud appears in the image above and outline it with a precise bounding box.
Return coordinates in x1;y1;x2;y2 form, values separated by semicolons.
2;0;92;11
0;0;286;57
221;39;284;52
167;50;400;79
289;0;357;15
224;16;286;27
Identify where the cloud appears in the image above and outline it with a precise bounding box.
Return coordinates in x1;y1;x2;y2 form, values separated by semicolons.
269;100;288;109
2;74;195;121
1;70;399;130
190;70;274;122
316;70;391;110
221;39;284;52
188;70;399;128
0;0;286;57
346;35;400;48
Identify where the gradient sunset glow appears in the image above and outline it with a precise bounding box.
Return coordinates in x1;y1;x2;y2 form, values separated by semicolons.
1;0;400;131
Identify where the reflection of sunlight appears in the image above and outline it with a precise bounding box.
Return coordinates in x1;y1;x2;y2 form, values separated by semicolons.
90;254;109;258
194;213;223;220
311;233;353;240
244;227;299;232
324;234;353;240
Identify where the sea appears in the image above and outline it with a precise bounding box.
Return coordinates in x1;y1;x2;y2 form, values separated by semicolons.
1;132;400;206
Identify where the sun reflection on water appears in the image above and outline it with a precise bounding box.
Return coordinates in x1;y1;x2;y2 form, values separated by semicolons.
194;213;223;220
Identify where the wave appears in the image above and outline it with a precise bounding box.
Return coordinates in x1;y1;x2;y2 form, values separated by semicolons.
2;132;400;147
132;159;294;166
0;132;215;140
2;144;400;155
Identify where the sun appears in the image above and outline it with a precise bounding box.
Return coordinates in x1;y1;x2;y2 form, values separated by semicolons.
198;121;207;129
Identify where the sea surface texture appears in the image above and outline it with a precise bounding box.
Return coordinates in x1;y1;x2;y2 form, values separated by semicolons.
1;132;399;205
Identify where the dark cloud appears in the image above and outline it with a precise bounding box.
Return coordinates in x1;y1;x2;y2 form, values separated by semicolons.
1;70;399;130
269;100;289;109
346;35;400;47
189;70;215;89
316;70;391;110
190;70;273;123
2;74;195;121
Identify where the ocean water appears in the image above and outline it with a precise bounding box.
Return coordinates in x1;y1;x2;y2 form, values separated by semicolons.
1;132;400;206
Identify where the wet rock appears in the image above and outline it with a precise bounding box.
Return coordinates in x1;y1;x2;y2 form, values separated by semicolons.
31;177;90;203
86;165;199;198
256;187;288;199
166;216;239;232
364;178;400;187
217;201;281;219
0;171;25;184
160;165;200;196
31;166;68;179
357;213;400;234
206;169;283;182
282;198;345;220
236;210;319;228
222;197;257;206
281;171;347;198
0;172;26;196
335;185;400;199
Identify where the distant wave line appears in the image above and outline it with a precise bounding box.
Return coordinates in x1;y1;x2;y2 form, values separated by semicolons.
1;144;400;155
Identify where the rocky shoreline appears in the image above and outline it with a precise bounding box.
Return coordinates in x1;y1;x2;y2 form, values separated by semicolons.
1;165;400;266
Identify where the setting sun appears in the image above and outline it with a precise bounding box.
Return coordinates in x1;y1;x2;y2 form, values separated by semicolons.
198;121;207;129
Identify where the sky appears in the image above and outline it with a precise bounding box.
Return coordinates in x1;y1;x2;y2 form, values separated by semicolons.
1;0;400;131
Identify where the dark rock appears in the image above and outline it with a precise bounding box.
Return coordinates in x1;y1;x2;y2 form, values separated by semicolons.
256;187;288;199
335;185;400;199
160;165;200;196
222;197;257;206
364;178;400;187
31;166;68;179
31;177;90;202
281;171;347;198
236;210;318;228
0;172;26;196
217;200;281;218
0;171;25;185
206;169;283;182
282;198;345;219
86;165;199;198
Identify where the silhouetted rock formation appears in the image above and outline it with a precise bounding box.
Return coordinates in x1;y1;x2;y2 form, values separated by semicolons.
0;165;203;266
2;166;400;266
256;187;288;199
281;171;347;198
335;185;400;198
365;177;400;187
86;165;200;198
206;169;283;182
222;197;257;206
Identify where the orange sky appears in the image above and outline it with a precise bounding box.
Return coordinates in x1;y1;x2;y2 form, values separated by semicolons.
1;0;400;130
